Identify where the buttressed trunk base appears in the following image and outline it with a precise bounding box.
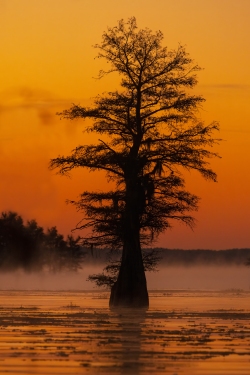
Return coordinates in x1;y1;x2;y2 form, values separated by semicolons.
109;242;149;309
109;276;149;309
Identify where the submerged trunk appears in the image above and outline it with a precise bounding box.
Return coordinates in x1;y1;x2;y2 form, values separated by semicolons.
109;237;149;308
109;173;149;308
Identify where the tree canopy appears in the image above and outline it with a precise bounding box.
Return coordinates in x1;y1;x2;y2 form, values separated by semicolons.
50;18;220;307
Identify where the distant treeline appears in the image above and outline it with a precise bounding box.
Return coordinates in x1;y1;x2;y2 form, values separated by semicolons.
155;248;250;266
0;211;85;272
85;247;250;267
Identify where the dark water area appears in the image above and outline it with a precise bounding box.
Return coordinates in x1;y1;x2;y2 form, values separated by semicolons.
0;289;250;374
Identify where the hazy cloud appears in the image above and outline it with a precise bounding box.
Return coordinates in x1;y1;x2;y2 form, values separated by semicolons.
38;109;54;125
0;87;93;127
0;87;73;125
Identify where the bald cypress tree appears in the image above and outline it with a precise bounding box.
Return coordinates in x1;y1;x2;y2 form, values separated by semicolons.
50;18;220;308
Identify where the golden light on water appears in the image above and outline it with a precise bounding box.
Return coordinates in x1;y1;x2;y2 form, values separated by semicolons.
1;290;250;374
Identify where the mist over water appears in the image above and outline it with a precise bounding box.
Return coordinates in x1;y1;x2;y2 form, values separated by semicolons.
1;265;249;291
147;265;250;290
0;266;98;291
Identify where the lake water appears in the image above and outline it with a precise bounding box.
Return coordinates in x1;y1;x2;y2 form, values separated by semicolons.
0;289;250;374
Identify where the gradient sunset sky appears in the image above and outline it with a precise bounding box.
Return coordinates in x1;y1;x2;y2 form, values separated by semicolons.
1;0;249;249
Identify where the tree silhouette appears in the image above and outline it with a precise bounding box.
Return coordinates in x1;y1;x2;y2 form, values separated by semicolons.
50;18;220;308
0;211;85;272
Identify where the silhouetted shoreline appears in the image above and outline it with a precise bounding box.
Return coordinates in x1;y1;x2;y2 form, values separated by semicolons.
85;247;250;267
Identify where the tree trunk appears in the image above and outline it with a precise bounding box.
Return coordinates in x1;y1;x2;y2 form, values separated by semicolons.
109;239;149;308
109;175;149;309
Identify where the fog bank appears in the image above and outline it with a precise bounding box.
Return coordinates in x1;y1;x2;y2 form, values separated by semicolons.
0;265;250;291
147;266;250;290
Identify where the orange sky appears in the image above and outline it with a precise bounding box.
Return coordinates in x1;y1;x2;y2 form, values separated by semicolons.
1;0;250;249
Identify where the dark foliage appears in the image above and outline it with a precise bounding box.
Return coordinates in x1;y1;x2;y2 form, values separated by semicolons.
0;211;85;272
50;18;220;306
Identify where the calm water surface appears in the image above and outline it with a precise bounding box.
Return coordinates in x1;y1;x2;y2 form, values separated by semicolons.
0;290;250;374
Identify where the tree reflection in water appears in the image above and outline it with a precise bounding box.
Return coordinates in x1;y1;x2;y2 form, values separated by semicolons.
111;309;147;374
